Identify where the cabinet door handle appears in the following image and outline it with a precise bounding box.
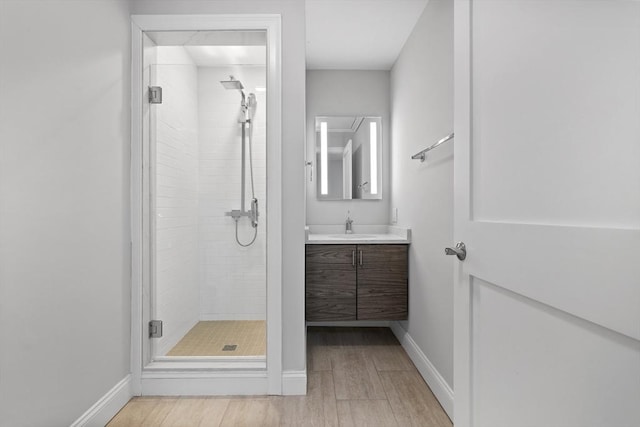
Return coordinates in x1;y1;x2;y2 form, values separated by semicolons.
352;250;356;267
359;250;363;266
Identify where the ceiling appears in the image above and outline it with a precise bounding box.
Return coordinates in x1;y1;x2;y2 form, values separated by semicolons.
183;46;265;67
147;31;266;67
146;30;266;47
305;0;428;70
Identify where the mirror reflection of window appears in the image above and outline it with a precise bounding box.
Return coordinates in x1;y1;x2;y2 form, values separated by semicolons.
315;116;382;201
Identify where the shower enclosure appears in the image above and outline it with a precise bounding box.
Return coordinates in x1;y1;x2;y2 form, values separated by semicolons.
143;30;267;363
131;14;282;396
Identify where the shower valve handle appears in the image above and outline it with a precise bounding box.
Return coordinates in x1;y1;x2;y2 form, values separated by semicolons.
251;198;259;228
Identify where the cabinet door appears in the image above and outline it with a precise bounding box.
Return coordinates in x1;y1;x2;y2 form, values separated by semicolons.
357;245;408;320
306;245;357;321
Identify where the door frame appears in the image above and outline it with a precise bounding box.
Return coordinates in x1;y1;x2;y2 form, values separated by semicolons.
130;14;282;395
453;0;471;424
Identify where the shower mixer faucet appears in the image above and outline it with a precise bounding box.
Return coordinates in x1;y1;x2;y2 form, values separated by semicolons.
250;198;259;228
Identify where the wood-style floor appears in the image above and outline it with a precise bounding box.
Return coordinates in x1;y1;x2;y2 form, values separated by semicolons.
107;327;452;426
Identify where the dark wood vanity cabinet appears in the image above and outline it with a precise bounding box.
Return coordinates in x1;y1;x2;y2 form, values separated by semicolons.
305;245;357;321
305;244;408;321
357;244;408;320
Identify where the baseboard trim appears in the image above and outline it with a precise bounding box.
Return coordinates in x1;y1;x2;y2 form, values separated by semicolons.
71;374;132;427
282;369;307;395
390;322;454;419
306;320;392;327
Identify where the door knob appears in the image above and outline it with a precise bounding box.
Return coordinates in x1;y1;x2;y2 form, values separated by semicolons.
445;242;466;260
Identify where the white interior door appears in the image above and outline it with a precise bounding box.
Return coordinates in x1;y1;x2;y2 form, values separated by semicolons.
453;1;640;426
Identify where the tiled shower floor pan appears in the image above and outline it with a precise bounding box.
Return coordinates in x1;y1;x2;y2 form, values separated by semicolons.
166;320;266;357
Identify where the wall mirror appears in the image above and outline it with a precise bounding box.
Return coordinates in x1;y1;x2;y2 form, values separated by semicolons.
315;116;382;200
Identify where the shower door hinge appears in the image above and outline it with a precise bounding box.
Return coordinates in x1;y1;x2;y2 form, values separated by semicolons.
148;86;162;104
149;320;163;338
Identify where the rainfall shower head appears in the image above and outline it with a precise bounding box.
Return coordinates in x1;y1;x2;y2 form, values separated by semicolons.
220;75;247;108
220;76;244;90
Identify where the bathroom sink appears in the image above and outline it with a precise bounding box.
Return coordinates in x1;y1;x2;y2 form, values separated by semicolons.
305;226;411;244
325;234;376;239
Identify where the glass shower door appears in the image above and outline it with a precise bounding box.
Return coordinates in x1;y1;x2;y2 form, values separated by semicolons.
145;57;267;364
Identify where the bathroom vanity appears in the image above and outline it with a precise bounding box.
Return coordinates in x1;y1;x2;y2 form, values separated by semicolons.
305;227;410;321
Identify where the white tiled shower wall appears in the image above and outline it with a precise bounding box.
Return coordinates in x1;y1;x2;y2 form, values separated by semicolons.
198;66;267;320
153;46;267;349
153;48;200;355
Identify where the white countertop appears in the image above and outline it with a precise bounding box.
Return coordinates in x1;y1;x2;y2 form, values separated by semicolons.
305;225;411;244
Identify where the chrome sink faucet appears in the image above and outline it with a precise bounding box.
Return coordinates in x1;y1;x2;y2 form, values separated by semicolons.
345;211;354;234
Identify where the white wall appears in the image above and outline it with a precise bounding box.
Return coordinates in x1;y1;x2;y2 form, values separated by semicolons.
131;0;307;372
390;0;454;390
198;66;266;321
0;1;131;425
306;70;390;225
153;47;201;355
